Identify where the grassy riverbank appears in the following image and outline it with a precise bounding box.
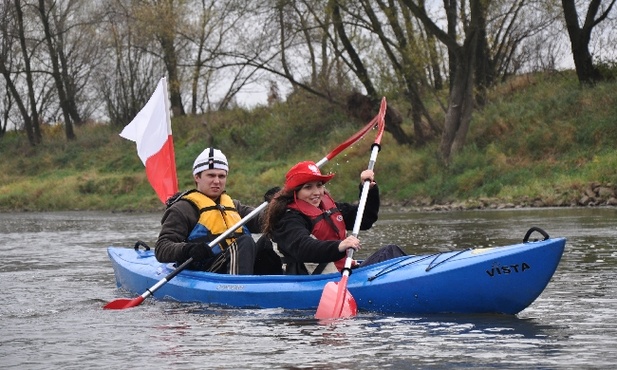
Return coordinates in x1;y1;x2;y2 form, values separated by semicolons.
1;72;616;212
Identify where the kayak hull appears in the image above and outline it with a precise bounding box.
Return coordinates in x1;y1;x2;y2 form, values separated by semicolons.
107;237;565;315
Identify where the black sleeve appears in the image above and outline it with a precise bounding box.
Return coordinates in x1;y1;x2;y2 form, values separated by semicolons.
271;210;346;264
154;200;198;263
337;184;380;231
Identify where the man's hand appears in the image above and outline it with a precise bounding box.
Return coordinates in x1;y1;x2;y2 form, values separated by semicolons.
185;242;215;262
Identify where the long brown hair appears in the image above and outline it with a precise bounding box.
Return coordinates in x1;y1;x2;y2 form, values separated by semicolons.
262;188;296;237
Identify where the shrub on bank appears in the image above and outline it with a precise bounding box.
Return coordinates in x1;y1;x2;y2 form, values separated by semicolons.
1;73;616;211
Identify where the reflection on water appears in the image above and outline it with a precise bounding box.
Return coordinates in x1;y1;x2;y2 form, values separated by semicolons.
0;208;616;369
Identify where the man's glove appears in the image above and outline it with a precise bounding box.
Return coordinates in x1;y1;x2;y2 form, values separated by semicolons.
264;186;281;203
185;242;215;262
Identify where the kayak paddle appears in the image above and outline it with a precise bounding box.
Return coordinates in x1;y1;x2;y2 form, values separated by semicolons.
315;97;387;320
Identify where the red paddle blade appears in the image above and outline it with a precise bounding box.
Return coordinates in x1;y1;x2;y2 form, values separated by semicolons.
103;296;145;310
315;275;358;319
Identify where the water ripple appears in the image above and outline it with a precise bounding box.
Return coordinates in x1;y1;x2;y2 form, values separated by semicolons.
1;209;616;369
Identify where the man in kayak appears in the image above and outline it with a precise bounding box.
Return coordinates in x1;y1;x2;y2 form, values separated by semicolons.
154;147;267;274
261;161;406;274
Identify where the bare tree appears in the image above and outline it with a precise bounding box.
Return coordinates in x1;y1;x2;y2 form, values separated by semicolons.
15;0;42;143
562;0;616;84
330;0;424;145
184;0;220;114
97;0;164;125
401;0;484;163
180;0;256;112
37;0;80;139
2;0;103;144
0;89;9;137
0;0;41;145
3;0;616;156
127;0;188;116
224;0;571;157
97;0;262;121
487;0;559;77
226;0;419;144
0;55;37;143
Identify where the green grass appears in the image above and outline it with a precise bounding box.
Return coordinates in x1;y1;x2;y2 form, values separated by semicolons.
1;72;616;211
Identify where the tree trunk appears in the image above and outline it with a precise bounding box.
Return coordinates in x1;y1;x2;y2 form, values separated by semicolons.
473;3;491;107
15;0;41;144
333;3;417;145
0;61;37;145
56;27;82;125
38;0;75;140
561;0;609;85
439;70;476;163
404;80;439;145
427;33;443;90
443;0;458;91
158;2;185;116
332;3;377;98
161;36;185;116
439;65;465;163
440;18;480;162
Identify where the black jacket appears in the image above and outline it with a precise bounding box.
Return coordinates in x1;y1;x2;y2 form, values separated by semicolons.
271;185;380;274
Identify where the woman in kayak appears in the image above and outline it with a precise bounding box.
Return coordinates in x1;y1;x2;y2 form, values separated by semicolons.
262;161;406;275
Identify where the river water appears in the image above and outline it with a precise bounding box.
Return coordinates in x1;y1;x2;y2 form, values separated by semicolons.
0;208;615;369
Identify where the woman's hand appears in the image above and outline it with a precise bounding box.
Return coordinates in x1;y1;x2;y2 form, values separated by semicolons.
339;235;361;253
360;169;376;188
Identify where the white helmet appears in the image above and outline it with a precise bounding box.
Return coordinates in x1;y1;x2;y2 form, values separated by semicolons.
192;147;229;175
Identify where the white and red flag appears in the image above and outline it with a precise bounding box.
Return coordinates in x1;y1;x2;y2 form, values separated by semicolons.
120;77;178;203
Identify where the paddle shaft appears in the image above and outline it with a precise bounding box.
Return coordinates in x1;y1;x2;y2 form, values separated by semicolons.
343;144;381;271
344;97;387;271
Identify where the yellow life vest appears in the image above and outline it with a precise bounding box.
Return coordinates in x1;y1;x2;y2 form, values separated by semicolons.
182;190;247;254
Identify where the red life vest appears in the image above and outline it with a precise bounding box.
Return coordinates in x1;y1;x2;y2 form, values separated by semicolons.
288;193;347;271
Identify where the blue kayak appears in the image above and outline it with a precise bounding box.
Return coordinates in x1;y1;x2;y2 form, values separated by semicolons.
107;230;565;315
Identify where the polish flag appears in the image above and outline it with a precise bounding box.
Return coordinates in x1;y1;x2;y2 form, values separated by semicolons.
120;77;178;204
